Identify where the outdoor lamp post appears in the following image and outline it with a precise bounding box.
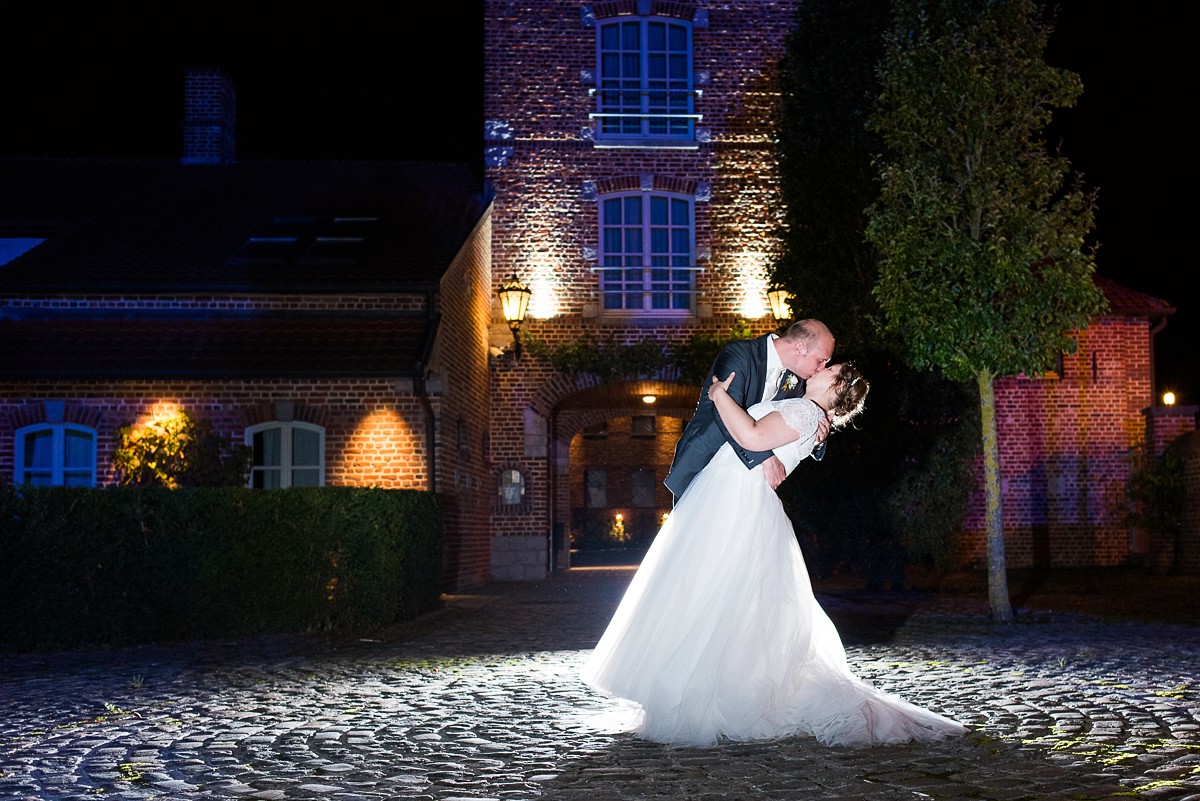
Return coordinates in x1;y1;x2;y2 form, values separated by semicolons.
498;273;532;358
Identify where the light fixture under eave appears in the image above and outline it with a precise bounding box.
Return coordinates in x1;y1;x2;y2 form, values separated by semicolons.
498;273;532;358
766;283;792;324
642;394;657;404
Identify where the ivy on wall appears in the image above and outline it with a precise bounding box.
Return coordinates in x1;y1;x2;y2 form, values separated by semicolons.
521;320;757;385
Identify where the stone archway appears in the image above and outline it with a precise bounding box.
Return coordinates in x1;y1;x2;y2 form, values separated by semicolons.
542;378;702;568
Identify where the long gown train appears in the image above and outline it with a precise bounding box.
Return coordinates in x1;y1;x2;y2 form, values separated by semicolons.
580;399;967;748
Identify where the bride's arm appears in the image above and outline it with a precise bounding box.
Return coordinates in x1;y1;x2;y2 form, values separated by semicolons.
708;373;802;451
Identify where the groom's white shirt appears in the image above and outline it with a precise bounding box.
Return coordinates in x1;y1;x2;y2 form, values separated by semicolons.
763;333;784;402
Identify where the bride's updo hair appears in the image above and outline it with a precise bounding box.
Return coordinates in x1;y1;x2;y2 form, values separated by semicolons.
828;362;869;430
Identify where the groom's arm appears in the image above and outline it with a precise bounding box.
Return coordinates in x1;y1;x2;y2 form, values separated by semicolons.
707;342;781;472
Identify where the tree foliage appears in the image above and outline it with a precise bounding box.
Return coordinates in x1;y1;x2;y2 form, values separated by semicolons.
864;0;1107;620
865;0;1105;381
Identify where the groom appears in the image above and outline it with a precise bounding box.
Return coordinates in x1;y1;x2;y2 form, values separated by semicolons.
664;318;835;504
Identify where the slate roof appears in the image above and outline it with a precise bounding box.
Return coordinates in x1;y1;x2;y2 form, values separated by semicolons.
0;158;489;380
0;158;489;293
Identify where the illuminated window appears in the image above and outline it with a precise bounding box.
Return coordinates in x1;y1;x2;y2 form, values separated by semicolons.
15;423;96;487
245;421;324;488
594;16;696;144
599;192;695;315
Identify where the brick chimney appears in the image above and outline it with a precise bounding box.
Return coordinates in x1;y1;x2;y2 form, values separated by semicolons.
181;67;236;164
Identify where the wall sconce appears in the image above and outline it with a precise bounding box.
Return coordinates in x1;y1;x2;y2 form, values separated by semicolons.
1163;391;1176;406
498;273;532;358
642;394;657;404
766;283;792;324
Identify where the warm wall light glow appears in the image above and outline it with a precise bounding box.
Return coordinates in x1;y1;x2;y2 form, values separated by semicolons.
1163;391;1176;406
642;394;657;404
732;251;771;318
136;401;183;430
661;511;670;524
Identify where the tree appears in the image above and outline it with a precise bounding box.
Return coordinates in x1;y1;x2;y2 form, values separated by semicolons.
865;0;1107;621
772;0;979;587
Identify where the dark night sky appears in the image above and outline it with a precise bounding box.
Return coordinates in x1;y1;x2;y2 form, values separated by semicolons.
2;2;1192;405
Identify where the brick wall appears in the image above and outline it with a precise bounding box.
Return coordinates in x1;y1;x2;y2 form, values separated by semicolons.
484;0;800;577
958;314;1160;568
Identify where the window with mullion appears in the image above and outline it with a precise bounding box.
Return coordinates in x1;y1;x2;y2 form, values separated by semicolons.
246;421;325;489
600;192;694;315
15;423;97;487
596;16;693;141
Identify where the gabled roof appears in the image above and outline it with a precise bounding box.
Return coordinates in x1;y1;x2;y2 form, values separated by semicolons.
1095;276;1175;317
0;158;490;293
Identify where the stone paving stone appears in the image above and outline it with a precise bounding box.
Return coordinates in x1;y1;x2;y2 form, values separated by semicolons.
3;567;1200;800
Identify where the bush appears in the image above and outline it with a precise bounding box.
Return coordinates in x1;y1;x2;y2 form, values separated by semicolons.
112;410;251;488
0;486;443;651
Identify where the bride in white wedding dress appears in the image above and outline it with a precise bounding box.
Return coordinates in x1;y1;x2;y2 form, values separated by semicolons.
581;363;967;748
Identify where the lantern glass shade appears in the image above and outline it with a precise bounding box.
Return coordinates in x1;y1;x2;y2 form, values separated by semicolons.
499;274;531;331
766;284;792;322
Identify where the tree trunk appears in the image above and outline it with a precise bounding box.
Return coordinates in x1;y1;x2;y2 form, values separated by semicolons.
977;371;1013;622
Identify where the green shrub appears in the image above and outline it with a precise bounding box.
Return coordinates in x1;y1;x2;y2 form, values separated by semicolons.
0;486;443;651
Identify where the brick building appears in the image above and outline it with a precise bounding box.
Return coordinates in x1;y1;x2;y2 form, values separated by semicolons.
482;0;1194;579
1;4;1194;595
0;70;497;592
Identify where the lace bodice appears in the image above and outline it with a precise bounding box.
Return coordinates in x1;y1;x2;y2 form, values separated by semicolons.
746;398;823;474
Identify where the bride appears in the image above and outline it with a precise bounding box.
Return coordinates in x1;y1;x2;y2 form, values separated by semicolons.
581;362;967;747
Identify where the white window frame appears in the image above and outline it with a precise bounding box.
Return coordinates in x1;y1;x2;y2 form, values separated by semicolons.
14;422;97;487
593;15;697;145
245;421;326;489
598;191;697;316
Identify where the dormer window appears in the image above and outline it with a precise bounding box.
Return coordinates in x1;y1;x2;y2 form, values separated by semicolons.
593;16;697;147
227;217;379;266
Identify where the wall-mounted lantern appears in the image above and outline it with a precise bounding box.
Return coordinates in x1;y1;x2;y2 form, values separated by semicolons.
766;283;792;324
498;273;532;358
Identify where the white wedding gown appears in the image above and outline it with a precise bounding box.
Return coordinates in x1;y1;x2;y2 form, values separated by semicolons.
581;398;968;748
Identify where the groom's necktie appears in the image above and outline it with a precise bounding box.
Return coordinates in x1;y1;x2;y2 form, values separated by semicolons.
772;369;797;401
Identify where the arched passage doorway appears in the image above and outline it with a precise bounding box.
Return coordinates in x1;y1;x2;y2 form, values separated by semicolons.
548;379;700;569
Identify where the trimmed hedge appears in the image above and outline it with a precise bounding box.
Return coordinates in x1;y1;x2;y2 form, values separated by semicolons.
0;486;444;651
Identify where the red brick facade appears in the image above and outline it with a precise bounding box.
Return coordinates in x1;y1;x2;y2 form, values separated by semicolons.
0;211;496;593
482;0;1196;578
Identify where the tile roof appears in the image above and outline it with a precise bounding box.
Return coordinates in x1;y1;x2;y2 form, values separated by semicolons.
1095;276;1175;316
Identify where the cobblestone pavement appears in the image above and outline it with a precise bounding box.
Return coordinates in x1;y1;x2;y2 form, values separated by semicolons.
2;565;1199;801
